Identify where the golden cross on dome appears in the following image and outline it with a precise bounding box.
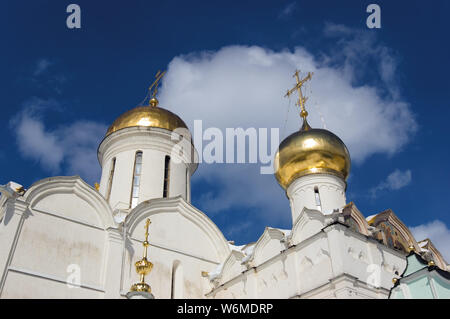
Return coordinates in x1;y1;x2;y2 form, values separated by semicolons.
148;70;165;107
149;70;165;98
285;70;314;120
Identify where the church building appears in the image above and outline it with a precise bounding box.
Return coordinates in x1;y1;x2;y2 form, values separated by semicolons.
0;71;448;299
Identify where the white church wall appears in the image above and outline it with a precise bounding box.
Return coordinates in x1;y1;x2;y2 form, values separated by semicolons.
129;210;223;262
123;241;216;298
33;193;103;227
207;221;407;299
122;198;230;298
339;226;406;291
10;211;106;288
208;232;333;299
2;271;103;298
292;235;333;296
0;177;118;299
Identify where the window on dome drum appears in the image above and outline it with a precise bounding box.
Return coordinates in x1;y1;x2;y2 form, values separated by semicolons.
163;155;170;198
130;151;143;209
186;168;189;201
106;157;116;201
314;186;322;211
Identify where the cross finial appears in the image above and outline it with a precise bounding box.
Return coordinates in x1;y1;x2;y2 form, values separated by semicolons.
129;217;154;294
148;70;166;107
285;70;314;129
144;218;151;242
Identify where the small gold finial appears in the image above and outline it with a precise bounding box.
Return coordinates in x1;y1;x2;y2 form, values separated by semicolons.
148;70;166;107
94;182;99;191
408;244;415;252
285;70;314;130
392;278;398;284
428;260;435;267
130;218;154;293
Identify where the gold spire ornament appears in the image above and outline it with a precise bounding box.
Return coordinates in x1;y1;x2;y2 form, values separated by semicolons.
148;70;166;107
130;218;154;293
285;70;313;131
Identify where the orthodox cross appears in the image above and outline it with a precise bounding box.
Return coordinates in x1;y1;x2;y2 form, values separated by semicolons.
148;70;165;98
284;70;313;120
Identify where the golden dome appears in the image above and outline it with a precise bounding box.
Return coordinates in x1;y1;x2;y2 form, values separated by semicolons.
274;119;351;190
106;99;188;136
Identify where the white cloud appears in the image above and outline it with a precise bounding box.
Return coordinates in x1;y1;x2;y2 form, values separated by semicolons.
225;220;253;238
278;2;297;18
33;58;52;76
158;26;416;219
410;220;450;263
370;169;412;198
10;98;107;184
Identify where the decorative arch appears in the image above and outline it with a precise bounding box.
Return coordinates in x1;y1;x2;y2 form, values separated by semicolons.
417;239;448;270
342;202;370;236
290;207;326;245
125;196;230;262
248;227;286;266
217;250;245;284
23;175;115;229
368;209;419;254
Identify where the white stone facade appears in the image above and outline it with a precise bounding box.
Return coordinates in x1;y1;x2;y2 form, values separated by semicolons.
0;126;447;299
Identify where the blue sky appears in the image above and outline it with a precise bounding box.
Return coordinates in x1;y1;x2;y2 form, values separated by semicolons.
1;1;450;257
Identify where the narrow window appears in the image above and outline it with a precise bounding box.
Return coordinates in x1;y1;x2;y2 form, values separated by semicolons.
163;155;170;198
106;158;116;201
314;186;322;211
186;168;190;201
130;151;143;208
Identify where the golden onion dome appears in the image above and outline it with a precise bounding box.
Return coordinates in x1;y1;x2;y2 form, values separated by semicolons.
274;119;351;190
106;98;188;136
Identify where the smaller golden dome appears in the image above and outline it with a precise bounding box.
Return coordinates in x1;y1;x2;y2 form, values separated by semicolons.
274;119;351;190
106;99;188;136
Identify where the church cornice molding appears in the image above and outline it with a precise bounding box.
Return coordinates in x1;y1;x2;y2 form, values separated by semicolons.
366;209;447;268
286;174;346;198
342;202;370;236
246;227;287;266
124;196;230;261
290;207;327;246
98;127;198;174
22;175;115;229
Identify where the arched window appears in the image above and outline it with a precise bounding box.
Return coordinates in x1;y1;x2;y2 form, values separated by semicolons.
106;157;116;201
130;151;143;208
163;155;170;198
186;168;190;201
314;186;322;212
171;260;183;299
